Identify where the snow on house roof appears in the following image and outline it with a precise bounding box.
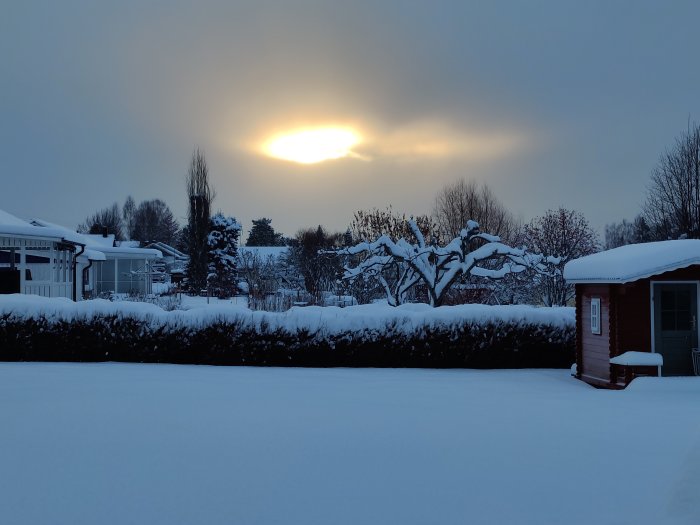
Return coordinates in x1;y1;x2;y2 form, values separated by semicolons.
564;240;700;284
78;249;107;262
117;240;141;248
0;209;30;227
29;218;96;245
82;233;116;248
145;242;188;259
0;210;83;243
97;245;162;259
30;218;161;259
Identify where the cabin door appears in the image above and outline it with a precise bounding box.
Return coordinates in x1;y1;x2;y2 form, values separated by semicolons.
653;283;697;376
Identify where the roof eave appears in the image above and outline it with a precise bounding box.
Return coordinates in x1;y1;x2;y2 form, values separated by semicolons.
566;259;700;285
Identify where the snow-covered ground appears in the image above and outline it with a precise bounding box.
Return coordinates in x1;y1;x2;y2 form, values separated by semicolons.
0;364;698;525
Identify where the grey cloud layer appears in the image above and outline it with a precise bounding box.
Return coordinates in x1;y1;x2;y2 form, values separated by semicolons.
2;0;699;237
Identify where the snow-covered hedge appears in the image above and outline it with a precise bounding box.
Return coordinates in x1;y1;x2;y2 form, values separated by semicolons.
0;295;575;368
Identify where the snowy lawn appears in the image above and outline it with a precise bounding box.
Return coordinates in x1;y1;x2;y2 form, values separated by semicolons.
0;364;698;525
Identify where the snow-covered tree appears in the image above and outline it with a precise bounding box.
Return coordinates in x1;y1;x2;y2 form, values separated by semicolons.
340;219;555;307
348;207;438;305
207;213;241;297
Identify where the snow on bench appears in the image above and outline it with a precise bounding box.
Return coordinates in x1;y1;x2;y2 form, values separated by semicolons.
610;351;663;367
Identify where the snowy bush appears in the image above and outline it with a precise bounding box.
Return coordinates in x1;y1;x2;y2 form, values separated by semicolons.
0;296;574;368
207;213;241;297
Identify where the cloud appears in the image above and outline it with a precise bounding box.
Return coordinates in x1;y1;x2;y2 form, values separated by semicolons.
363;120;529;163
245;119;531;166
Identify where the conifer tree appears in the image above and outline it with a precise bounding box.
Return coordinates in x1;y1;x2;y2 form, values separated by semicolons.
245;218;284;246
207;213;241;297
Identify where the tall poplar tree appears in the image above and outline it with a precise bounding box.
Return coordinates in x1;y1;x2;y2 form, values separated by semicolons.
185;148;214;291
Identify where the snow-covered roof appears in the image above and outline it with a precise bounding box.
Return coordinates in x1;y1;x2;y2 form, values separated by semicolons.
145;241;188;259
78;249;107;262
1;210;83;243
117;240;141;248
29;218;97;245
97;245;162;259
564;240;700;284
0;209;30;227
82;233;116;248
30;218;161;259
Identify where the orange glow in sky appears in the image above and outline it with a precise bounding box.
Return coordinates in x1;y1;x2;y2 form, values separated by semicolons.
263;127;361;164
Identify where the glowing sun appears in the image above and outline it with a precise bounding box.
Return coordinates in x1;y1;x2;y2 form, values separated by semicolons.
263;127;361;164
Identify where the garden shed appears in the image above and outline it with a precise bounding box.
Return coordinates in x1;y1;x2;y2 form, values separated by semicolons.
564;240;700;388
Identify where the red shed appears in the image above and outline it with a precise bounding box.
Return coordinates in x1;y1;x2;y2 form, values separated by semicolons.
564;240;700;388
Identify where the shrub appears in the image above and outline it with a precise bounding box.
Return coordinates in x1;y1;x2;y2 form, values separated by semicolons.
0;300;574;369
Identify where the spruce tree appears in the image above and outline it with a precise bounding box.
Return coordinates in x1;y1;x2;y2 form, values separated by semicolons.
245;218;284;246
207;213;241;297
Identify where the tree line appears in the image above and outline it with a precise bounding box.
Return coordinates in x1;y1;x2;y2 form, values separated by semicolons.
76;120;698;308
605;121;700;248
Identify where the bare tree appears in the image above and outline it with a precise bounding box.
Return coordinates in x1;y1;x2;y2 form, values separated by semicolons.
644;121;700;239
351;206;438;243
288;226;344;304
78;202;124;241
185;148;215;291
433;179;520;244
122;195;137;240
131;199;179;245
604;214;653;250
522;208;599;306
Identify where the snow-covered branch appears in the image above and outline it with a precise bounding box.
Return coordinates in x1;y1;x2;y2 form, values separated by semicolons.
338;219;554;307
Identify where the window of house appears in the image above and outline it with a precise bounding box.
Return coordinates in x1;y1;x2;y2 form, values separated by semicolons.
591;297;601;334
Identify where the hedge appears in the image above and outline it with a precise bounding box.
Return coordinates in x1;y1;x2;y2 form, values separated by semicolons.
0;300;575;369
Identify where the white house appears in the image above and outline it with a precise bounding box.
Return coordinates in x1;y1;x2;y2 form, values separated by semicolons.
0;209;87;300
30;219;162;297
144;241;188;282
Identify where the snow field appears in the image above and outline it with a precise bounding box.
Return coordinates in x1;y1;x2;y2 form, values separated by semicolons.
0;364;698;525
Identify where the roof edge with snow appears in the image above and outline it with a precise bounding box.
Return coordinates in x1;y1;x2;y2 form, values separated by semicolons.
564;240;700;284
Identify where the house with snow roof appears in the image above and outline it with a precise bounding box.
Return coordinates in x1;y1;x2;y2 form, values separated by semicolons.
30;219;162;297
0;208;162;301
0;209;97;300
144;241;188;283
564;240;700;387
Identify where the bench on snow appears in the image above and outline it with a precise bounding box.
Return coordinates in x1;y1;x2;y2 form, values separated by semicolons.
610;351;663;386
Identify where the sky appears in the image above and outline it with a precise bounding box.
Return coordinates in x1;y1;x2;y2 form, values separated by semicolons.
2;0;700;241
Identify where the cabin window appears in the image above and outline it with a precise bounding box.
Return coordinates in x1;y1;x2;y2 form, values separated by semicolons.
591;297;601;334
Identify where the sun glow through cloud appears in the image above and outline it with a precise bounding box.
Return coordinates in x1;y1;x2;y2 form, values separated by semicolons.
264;127;361;164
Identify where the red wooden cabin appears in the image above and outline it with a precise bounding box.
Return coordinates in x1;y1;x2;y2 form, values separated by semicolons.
564;240;700;388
